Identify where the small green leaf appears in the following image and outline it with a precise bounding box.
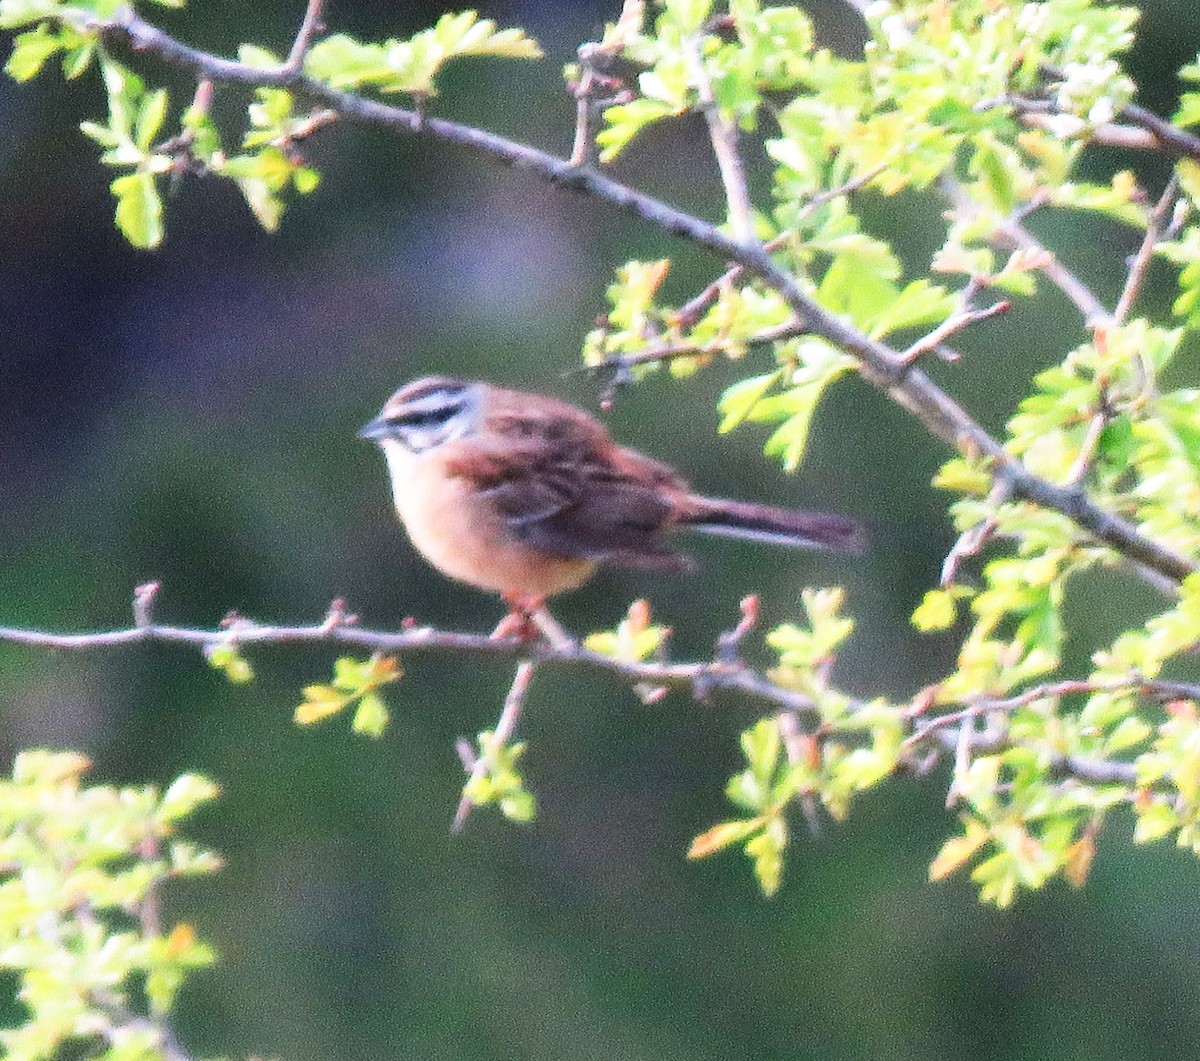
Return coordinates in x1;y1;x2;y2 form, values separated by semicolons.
158;774;221;823
5;23;63;81
868;279;956;340
61;39;96;79
135;86;169;151
912;588;966;631
597;97;679;161
1134;798;1180;843
746;816;786;896
351;692;390;737
295;684;348;725
499;788;537;823
718;371;782;434
111;171;163;249
205;642;254;683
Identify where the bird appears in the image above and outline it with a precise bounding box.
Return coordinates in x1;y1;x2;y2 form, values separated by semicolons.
358;376;862;626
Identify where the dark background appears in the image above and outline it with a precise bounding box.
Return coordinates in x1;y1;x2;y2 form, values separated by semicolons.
3;2;1200;1058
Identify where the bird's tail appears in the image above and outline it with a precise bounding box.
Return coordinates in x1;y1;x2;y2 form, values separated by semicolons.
682;497;865;555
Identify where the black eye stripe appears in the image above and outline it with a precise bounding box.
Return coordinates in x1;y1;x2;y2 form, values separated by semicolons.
392;407;455;428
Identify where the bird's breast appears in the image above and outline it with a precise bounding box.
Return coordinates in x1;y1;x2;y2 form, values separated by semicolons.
381;441;595;597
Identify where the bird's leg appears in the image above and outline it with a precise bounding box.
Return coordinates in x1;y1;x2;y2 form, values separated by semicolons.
493;593;577;651
491;595;539;642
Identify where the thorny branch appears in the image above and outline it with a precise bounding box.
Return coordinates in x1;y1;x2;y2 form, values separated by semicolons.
0;586;1174;794
79;8;1196;587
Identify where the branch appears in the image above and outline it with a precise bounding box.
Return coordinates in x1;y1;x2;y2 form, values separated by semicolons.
85;9;1194;587
1114;172;1181;327
454;660;536;831
940;178;1109;325
1036;64;1200;165
0;591;1158;792
686;31;754;244
284;0;325;73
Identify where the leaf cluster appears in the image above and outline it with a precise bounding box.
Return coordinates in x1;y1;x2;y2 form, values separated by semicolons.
0;751;219;1061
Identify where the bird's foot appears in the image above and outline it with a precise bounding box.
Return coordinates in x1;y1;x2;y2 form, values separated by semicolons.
494;594;578;652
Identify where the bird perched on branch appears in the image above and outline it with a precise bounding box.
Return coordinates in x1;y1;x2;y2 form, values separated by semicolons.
359;376;862;629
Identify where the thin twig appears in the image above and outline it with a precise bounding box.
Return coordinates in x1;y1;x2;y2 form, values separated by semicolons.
899;299;1010;365
940;478;1010;586
776;706;822;834
453;660;537;831
941;178;1110;325
1037;63;1200;165
716;594;760;664
671;168;885;332
905;676;1164;753
593;319;801;375
284;0;326;73
1065;403;1112;486
1063;175;1180;486
1114;99;1200;164
1114;172;1180;326
568;0;643;165
946;705;978;808
686;33;754;244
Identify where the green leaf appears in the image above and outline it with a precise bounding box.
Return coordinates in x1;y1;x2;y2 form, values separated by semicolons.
110;171;163;249
5;23;63;81
718;371;783;434
499;788;537;823
1176;93;1200;129
736;340;853;471
295;683;349;725
1134;799;1180;843
597;96;679;161
428;9;541;60
158;774;221;823
462;732;537;824
305;14;540;97
61;38;96;79
134;86;169;151
868;279;956;340
912;587;967;631
304;33;393;89
204;643;254;684
237;43;282;69
747;817;786;896
351;692;390;737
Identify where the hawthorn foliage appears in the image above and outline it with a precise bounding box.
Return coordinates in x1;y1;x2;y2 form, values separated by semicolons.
4;0;1200;1049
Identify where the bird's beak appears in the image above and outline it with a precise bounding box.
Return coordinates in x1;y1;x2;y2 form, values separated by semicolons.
357;415;391;442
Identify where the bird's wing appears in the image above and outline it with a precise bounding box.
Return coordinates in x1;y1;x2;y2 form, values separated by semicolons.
439;415;692;570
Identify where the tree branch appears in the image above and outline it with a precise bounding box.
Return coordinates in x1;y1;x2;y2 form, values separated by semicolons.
686;31;754;243
0;592;1157;791
83;9;1195;586
284;0;326;73
454;660;536;831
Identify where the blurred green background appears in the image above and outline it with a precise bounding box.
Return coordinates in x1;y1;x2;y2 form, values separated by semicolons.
4;1;1200;1058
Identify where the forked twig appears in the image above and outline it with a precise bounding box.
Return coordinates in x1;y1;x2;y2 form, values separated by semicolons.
453;660;537;831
